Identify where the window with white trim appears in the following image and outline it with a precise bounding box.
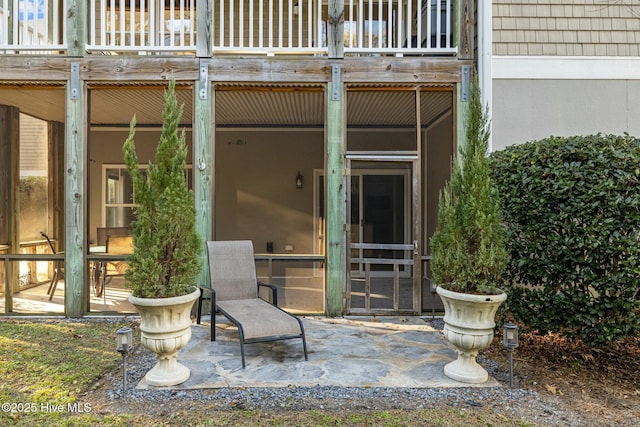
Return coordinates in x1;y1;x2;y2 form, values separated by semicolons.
102;164;192;227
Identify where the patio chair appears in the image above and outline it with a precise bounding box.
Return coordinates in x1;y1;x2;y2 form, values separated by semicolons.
41;232;63;301
196;240;308;368
97;235;132;298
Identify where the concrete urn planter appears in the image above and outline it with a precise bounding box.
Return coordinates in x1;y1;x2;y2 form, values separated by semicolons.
436;286;507;384
128;287;200;387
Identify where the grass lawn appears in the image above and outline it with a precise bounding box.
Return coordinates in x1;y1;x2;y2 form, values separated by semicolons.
0;319;145;426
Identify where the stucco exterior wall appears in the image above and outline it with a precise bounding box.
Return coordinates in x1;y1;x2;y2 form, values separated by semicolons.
492;79;640;150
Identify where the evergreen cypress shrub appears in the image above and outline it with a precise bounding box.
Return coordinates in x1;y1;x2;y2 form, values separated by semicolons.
429;77;508;294
122;80;202;298
490;134;640;346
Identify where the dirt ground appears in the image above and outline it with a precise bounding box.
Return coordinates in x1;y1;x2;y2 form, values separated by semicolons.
84;324;639;426
481;330;640;426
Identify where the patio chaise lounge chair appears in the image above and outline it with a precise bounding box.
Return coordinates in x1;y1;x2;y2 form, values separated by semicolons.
196;240;308;368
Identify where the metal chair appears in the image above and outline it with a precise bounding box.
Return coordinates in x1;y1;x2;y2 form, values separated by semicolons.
40;232;63;301
97;235;132;299
197;240;308;368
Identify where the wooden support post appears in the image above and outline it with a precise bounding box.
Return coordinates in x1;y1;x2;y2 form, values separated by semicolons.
326;80;345;317
458;0;475;61
0;105;19;311
196;0;212;58
327;0;344;58
456;82;468;157
65;75;88;317
66;0;87;57
193;69;213;290
413;90;422;315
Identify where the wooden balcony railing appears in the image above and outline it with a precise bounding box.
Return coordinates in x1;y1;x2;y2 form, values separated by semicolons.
0;0;456;56
0;0;67;52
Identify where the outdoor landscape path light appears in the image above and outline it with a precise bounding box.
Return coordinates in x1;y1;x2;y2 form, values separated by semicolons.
502;322;519;388
116;327;133;397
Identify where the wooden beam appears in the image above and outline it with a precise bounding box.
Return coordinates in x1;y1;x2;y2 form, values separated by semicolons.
65;74;88;317
0;56;469;85
208;58;468;84
325;79;345;317
0;57;70;80
82;57;200;81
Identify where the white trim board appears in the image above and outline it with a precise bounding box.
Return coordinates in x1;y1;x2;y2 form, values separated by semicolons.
493;56;640;80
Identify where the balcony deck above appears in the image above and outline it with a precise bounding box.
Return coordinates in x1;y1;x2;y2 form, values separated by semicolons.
0;0;457;57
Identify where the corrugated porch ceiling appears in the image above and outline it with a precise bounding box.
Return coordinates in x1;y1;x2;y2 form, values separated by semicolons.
0;82;453;128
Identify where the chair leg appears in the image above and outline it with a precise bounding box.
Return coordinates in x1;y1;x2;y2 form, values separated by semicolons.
238;326;246;369
47;262;59;295
47;266;59;301
301;335;309;361
210;293;216;342
196;292;203;324
295;316;308;361
211;310;216;342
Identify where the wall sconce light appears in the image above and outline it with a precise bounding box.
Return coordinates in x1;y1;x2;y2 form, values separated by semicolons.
296;171;303;189
293;3;299;15
116;327;133;397
502;322;519;388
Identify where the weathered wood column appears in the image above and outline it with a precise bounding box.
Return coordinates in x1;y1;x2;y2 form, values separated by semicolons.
325;77;346;317
195;0;213;291
326;0;346;316
64;73;88;317
0;105;19;311
456;0;475;156
327;0;344;58
193;65;213;290
196;0;212;58
65;0;88;317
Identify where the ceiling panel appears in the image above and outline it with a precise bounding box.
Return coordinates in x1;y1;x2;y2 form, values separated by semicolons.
0;86;66;122
347;90;416;127
90;86;193;125
215;89;324;126
0;84;453;128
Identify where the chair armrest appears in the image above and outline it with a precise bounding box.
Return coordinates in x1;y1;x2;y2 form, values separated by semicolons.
199;286;215;298
258;281;278;306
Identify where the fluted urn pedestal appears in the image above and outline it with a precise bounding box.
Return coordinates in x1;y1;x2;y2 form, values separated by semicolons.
128;288;200;387
436;286;507;384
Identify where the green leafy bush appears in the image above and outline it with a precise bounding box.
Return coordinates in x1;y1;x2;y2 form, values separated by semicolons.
490;134;640;346
123;80;202;298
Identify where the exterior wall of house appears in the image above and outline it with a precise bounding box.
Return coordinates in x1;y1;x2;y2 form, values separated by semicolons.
214;129;324;254
491;1;640;150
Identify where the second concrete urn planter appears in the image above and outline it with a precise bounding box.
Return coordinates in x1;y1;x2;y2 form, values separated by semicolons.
437;286;507;384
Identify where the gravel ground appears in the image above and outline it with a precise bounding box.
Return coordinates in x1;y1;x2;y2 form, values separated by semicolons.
97;319;590;427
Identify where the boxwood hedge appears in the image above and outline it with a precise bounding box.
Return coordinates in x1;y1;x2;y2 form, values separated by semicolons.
489;134;640;347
